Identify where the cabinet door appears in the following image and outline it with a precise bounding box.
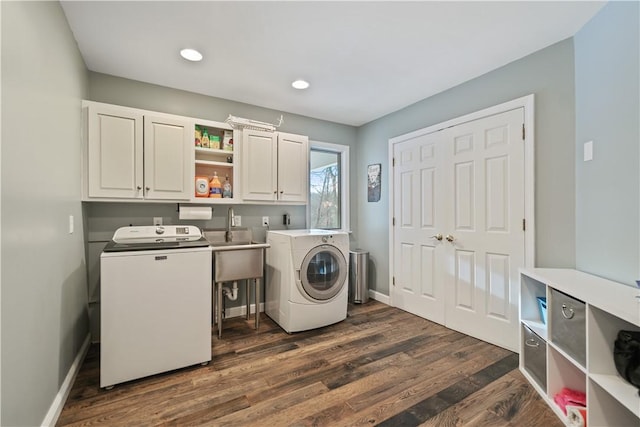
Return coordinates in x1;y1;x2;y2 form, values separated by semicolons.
242;129;278;201
143;115;192;200
88;105;144;198
277;133;308;202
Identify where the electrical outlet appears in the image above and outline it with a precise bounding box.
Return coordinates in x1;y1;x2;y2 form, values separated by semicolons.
283;214;291;225
262;216;270;227
234;215;241;227
153;217;163;226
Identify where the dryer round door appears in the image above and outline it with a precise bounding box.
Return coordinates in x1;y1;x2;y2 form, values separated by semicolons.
299;244;347;301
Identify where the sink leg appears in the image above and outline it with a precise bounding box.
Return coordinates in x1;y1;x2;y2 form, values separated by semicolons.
245;279;250;320
217;282;223;339
255;277;260;330
211;281;218;325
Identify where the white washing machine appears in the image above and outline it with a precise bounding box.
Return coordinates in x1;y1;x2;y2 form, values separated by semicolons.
266;229;349;333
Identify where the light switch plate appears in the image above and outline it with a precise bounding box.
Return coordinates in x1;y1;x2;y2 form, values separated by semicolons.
584;141;593;162
69;215;74;234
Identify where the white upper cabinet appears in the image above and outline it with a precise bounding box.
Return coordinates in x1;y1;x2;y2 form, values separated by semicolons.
143;115;192;200
83;102;192;201
242;130;308;203
277;132;309;202
86;103;144;199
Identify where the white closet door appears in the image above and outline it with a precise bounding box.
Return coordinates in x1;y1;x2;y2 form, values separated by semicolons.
392;107;525;351
443;108;525;351
392;130;446;324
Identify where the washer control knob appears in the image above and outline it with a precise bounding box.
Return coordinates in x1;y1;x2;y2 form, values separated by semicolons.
155;226;165;235
322;236;328;243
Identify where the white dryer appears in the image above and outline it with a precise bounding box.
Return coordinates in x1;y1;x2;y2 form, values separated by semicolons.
266;229;349;333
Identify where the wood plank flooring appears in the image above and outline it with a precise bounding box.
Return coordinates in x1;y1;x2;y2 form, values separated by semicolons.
57;301;561;426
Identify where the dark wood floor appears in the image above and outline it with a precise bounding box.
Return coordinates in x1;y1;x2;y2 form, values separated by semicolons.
58;301;561;426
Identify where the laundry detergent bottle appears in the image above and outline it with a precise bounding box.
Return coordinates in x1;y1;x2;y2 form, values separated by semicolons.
209;172;222;198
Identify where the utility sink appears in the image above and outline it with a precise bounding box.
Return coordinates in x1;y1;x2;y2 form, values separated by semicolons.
203;228;269;282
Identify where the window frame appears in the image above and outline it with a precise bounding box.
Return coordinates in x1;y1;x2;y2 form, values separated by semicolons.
308;141;350;232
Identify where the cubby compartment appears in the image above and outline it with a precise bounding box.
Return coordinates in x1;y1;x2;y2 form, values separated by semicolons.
588;305;640;417
520;273;548;340
548;346;587;419
550;288;586;368
522;323;547;391
195;123;234;152
588;379;639;427
192;120;237;202
194;156;235;198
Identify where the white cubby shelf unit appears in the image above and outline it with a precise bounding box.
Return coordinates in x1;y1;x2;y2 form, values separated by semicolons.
519;268;640;426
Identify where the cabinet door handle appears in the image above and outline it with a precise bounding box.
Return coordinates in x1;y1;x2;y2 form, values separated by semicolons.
431;234;443;241
136;186;142;190
525;338;539;348
561;303;575;319
445;234;455;243
146;186;150;191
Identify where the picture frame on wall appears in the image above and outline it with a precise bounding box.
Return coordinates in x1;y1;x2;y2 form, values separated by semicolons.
367;163;381;202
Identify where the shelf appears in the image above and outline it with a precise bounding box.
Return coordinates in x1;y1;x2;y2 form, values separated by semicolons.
195;147;233;156
521;319;547;341
548;346;587;397
190;197;235;204
590;374;640;417
548;340;587;374
589;379;640;426
195;159;233;167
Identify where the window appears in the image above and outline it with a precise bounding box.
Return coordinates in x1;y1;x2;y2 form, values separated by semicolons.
308;142;349;231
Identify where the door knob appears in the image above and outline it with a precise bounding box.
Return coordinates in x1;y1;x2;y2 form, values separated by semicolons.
431;234;443;241
446;234;455;242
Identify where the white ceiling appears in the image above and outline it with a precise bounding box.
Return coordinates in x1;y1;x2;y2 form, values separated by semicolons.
60;1;605;127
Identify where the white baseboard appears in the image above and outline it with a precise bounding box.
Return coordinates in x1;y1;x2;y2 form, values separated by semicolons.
216;303;264;323
368;289;390;305
41;333;91;427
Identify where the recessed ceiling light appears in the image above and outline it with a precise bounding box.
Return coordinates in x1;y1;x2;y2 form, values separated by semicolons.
180;48;203;62
292;79;310;90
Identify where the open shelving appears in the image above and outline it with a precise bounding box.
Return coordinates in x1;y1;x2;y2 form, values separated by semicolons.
192;120;237;202
519;268;640;426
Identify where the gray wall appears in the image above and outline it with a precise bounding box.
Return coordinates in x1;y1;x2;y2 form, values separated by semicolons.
85;73;358;316
356;39;577;296
575;2;640;287
84;202;307;341
1;2;89;425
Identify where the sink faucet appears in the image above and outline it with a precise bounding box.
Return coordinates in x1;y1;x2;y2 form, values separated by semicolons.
226;207;235;242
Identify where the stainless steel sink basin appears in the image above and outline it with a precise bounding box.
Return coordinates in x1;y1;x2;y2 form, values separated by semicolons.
203;228;269;282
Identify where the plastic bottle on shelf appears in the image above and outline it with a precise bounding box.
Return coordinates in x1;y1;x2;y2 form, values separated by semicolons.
222;175;232;198
201;129;210;149
223;131;233;151
195;126;202;147
209;172;222;198
210;135;221;150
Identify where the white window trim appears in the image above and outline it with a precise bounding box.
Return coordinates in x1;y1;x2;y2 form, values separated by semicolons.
308;141;350;232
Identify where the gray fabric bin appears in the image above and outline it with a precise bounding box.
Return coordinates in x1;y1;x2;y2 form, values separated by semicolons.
523;324;547;391
550;288;586;367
